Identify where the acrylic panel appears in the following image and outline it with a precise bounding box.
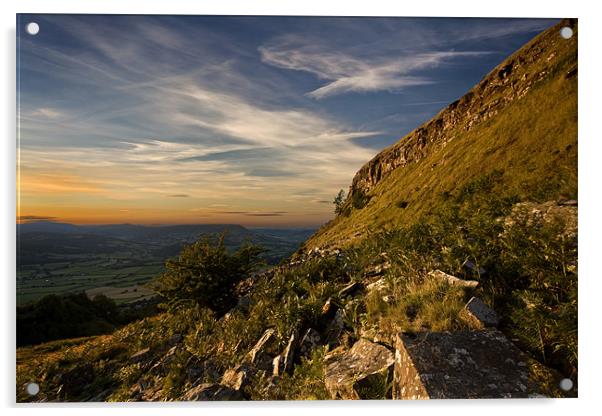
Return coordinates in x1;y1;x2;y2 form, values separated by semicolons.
16;14;578;402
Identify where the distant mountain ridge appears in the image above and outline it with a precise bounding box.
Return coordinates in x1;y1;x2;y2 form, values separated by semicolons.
17;221;248;238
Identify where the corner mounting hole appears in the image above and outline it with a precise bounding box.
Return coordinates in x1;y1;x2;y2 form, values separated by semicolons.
26;22;40;36
26;382;40;396
559;378;573;391
560;26;573;39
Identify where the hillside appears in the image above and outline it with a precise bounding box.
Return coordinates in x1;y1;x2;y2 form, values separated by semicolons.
16;20;577;402
306;18;577;250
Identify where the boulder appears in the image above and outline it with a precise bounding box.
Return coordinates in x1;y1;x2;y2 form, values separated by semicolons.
299;328;321;358
393;330;544;399
325;339;395;399
462;260;487;276
460;297;499;328
365;278;388;293
273;331;297;376
324;309;346;347
221;364;251;391
181;383;244;401
428;270;479;288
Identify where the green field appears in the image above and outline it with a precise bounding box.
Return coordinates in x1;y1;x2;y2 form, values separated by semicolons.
17;255;164;305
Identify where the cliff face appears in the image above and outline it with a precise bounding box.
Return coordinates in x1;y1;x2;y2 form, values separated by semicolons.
349;19;577;199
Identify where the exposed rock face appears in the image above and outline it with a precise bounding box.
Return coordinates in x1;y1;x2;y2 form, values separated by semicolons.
325;339;395;399
428;270;479;288
182;383;244;401
347;19;577;200
460;297;499;329
393;330;543;399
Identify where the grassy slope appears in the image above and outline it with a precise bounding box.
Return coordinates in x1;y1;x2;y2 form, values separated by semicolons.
308;21;577;249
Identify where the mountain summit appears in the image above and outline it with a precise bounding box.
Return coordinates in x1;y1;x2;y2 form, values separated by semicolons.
307;18;577;250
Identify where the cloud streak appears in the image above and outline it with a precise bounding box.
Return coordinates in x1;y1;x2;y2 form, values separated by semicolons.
260;42;488;99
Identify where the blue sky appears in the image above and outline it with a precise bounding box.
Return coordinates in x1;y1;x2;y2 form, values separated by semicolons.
17;15;557;226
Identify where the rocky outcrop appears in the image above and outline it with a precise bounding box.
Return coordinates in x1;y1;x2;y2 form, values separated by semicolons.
325;339;395;399
221;364;251;391
347;19;577;200
393;330;545;399
503;200;578;240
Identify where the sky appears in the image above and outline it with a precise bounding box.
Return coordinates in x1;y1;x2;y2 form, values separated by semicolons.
16;15;558;227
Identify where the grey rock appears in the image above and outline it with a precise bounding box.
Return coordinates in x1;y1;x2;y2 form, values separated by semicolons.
365;278;388;293
325;339;395;399
393;330;546;399
462;260;487;276
428;270;479;288
221;364;251;391
324;309;346;347
460;297;499;328
299;328;321;358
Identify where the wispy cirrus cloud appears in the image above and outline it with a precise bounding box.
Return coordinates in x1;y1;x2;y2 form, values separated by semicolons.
17;15;557;225
260;41;488;99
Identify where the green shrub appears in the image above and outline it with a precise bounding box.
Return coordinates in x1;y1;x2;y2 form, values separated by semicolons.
352;189;371;209
151;234;264;314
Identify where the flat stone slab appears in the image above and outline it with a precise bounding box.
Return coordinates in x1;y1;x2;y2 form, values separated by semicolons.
325;339;395;399
460;297;499;328
393;330;540;399
428;270;479;288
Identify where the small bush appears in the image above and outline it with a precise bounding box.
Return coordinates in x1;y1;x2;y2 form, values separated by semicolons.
352;189;371;210
151;234;264;314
